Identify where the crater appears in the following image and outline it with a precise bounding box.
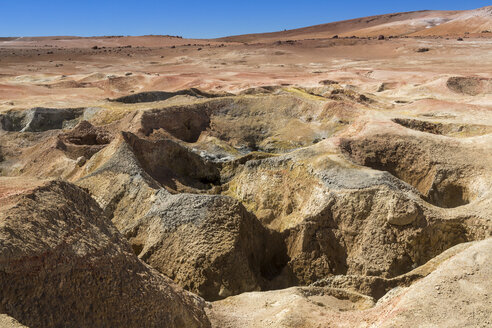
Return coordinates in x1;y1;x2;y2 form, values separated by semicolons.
340;136;474;208
56;120;113;160
123;131;220;192
138;95;350;154
0;107;84;132
139;103;213;142
340;136;435;195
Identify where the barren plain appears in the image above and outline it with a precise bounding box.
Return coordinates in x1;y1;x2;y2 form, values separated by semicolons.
1;6;491;328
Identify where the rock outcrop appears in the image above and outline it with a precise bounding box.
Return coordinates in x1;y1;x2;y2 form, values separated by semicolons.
0;86;491;327
0;107;84;132
0;180;210;328
76;132;288;301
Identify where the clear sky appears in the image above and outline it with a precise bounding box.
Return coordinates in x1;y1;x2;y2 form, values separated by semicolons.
1;0;490;38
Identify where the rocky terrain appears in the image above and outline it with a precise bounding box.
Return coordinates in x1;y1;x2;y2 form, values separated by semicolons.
1;6;491;328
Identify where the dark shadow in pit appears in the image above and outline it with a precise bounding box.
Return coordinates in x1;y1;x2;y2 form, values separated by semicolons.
446;76;491;96
425;183;470;208
56;120;113;160
0;107;84;132
392;118;492;137
111;88;229;104
123;131;220;191
339;137;472;209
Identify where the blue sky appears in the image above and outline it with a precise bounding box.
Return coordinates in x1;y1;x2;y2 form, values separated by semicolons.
1;0;490;38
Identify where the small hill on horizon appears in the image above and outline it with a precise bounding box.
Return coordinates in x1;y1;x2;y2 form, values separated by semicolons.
217;6;492;42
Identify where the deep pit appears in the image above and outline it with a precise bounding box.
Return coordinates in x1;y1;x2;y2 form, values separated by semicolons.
339;136;474;208
56;120;113;160
425;182;471;208
123;131;221;191
0;107;84;132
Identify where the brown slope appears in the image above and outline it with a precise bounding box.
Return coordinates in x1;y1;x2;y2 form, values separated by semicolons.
0;179;211;328
217;10;461;42
216;6;492;42
412;5;492;36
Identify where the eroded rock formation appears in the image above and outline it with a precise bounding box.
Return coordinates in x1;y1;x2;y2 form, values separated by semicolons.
0;83;490;326
0;180;210;328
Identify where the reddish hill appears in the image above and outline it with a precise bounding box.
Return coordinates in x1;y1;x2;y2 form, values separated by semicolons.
412;6;492;36
218;6;492;42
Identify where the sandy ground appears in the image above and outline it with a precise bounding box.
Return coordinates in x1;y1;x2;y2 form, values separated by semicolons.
1;35;491;112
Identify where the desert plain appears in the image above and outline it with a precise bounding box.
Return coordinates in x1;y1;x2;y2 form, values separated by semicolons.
0;6;492;328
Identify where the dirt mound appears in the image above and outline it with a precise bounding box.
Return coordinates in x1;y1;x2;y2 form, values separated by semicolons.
283;187;481;282
238;86;284;95
446;76;492;96
0;180;210;328
59;120;113;145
